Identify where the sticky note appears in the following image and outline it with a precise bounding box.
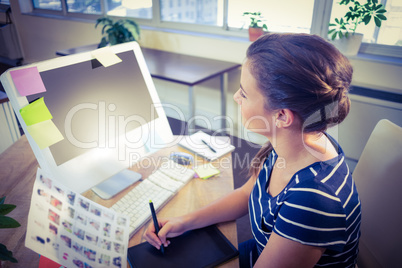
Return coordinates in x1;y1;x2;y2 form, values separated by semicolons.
10;66;47;96
91;47;122;67
194;163;220;180
26;120;64;149
20;97;53;126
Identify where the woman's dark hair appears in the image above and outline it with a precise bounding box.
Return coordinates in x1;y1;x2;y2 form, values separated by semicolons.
247;33;353;177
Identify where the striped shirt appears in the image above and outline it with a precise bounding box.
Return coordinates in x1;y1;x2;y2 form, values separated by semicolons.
249;137;361;267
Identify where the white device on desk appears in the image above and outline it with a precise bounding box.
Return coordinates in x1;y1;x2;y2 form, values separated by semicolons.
92;169;143;199
0;42;175;194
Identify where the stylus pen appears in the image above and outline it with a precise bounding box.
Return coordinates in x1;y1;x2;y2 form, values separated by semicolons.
149;200;165;254
201;139;217;153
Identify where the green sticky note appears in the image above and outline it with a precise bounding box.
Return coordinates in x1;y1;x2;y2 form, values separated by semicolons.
194;163;220;180
20;97;53;126
26;120;64;149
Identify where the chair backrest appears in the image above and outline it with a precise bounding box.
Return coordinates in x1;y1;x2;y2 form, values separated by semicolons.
353;119;402;268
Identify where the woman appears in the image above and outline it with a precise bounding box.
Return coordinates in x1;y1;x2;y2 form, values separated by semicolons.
145;33;361;267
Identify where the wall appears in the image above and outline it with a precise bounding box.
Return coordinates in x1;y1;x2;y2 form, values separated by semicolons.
8;1;402;147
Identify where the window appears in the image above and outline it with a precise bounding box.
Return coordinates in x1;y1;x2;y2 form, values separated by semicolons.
32;0;62;11
160;0;223;26
227;0;315;34
106;0;152;19
66;0;102;14
27;0;401;57
376;0;402;46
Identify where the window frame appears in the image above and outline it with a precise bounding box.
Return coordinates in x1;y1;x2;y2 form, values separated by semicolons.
23;0;402;58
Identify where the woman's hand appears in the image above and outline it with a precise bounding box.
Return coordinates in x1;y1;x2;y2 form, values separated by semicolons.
144;216;188;249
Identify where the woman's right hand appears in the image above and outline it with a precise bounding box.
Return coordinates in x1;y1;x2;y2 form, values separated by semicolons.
144;215;189;250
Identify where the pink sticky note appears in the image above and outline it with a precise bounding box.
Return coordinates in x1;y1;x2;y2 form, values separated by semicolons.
10;66;47;96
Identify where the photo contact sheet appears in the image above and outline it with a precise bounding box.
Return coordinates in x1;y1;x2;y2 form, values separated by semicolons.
26;168;130;268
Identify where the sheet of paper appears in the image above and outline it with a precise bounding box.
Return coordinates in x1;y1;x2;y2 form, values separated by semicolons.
26;168;130;268
194;163;220;179
20;97;53;126
9;66;47;96
91;47;122;67
26;120;64;149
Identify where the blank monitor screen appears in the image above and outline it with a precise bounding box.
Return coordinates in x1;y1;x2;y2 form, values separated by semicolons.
28;50;158;166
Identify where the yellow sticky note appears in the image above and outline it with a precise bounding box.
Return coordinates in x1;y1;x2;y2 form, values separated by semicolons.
91;47;122;67
194;163;220;180
20;97;52;126
26;120;64;149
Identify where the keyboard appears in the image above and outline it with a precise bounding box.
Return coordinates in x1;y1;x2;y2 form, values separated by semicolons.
110;160;196;238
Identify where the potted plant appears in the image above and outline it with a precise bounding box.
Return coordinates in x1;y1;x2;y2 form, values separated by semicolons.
0;196;21;265
95;16;140;48
242;12;268;41
328;0;387;55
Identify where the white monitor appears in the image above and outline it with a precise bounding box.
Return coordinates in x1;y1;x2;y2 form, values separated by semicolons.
1;42;174;193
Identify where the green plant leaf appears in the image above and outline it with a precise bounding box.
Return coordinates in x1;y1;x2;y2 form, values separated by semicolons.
374;16;381;27
376;14;387;20
0;215;20;228
95;17;112;29
98;37;108;48
101;24;109;35
0;243;18;263
362;14;372;24
376;9;386;13
0;197;5;205
375;4;383;10
108;33;117;45
331;31;338;40
0;204;16;216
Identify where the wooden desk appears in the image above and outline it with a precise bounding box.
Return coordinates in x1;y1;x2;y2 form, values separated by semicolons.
56;44;241;132
0;135;239;268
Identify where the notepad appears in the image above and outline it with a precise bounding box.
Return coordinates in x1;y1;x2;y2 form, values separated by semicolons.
179;131;235;161
127;225;238;268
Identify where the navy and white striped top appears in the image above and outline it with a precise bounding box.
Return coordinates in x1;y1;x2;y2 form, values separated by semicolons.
249;137;361;267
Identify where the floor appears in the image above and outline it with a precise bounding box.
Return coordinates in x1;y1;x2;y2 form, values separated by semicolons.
0;62;256;244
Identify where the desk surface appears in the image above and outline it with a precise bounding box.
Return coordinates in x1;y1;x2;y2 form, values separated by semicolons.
0;135;238;268
56;44;241;86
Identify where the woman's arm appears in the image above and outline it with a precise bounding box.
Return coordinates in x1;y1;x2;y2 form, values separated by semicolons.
144;174;256;249
254;232;325;268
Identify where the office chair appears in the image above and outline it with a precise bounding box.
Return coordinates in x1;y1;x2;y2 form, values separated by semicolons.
353;119;402;268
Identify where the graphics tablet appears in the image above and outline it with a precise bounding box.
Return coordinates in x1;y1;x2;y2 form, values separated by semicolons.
127;225;239;268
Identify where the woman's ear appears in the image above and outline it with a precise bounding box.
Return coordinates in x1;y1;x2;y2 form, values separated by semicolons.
275;109;295;128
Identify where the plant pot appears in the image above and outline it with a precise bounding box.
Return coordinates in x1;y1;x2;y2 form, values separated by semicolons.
248;27;264;42
331;33;364;56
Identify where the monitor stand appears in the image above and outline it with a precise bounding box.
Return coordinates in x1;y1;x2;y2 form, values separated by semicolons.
91;169;142;200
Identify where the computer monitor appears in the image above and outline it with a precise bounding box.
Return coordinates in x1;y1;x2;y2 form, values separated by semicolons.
0;42;174;193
